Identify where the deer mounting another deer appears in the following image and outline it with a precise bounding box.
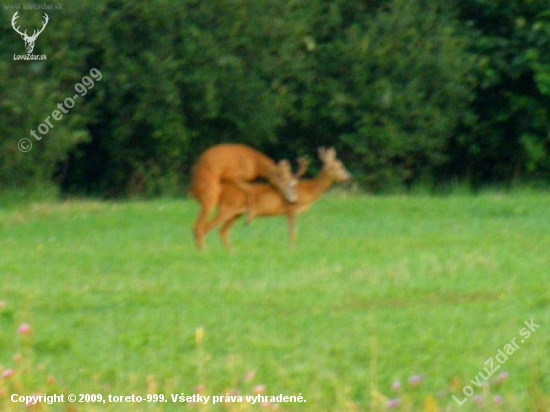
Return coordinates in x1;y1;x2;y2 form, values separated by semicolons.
203;147;351;251
190;144;298;251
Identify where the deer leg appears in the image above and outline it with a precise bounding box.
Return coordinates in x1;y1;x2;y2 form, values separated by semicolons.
229;180;256;224
204;208;236;239
287;214;297;248
193;206;210;251
193;184;220;251
219;215;242;252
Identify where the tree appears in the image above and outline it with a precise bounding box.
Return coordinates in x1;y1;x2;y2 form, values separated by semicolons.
451;0;550;184
281;0;476;190
0;8;90;189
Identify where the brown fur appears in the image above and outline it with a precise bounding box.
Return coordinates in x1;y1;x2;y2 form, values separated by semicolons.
203;148;351;251
190;144;296;250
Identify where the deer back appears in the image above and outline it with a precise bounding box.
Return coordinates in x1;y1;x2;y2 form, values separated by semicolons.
191;144;297;203
196;144;275;181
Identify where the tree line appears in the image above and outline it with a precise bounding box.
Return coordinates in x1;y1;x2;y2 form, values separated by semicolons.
1;0;549;196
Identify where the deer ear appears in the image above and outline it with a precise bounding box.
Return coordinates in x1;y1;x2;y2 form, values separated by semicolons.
327;148;336;160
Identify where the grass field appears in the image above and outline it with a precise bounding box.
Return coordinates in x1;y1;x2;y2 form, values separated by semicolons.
0;192;549;411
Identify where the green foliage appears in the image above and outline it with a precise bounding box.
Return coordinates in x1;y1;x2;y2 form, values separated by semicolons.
1;0;549;195
453;0;550;183
333;0;475;189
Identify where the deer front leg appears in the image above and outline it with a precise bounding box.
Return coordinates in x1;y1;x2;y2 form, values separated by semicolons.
219;215;242;252
287;213;297;248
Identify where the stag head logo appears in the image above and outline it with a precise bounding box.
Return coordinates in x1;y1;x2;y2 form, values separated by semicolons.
11;11;49;54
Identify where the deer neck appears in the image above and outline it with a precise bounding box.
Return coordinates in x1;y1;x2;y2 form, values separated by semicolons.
258;157;278;181
299;169;333;204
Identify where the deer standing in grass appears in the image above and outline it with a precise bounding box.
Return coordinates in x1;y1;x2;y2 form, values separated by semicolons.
190;144;298;251
203;147;351;251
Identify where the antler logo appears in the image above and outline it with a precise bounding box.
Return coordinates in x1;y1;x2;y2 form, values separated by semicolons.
11;11;49;54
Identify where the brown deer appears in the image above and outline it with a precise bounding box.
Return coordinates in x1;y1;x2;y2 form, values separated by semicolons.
203;147;351;251
190;144;298;250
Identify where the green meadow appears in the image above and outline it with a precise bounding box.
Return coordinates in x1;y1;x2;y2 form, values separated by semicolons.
0;193;549;411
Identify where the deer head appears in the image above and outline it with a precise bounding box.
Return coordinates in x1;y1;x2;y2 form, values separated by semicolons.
270;160;298;203
318;147;352;183
12;11;49;54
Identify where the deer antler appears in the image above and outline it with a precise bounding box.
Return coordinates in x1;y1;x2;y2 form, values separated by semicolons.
277;159;294;180
32;13;49;39
11;12;48;40
295;156;310;178
318;147;326;162
11;11;49;54
11;11;26;37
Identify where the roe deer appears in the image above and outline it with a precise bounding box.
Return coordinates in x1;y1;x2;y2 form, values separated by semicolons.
190;144;298;250
203;147;351;251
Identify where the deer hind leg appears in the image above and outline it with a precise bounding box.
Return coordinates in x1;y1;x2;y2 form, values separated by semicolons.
219;215;242;252
204;208;235;240
193;184;221;251
228;180;257;224
193;205;212;251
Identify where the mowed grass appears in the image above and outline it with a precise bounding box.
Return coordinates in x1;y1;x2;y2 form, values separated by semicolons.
0;193;549;411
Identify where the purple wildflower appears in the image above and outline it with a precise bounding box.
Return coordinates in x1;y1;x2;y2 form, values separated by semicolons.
408;374;425;386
